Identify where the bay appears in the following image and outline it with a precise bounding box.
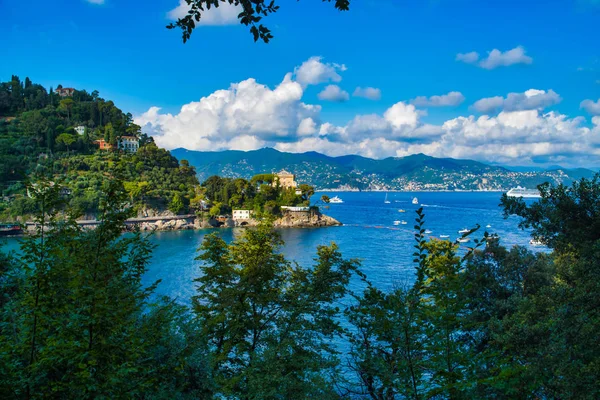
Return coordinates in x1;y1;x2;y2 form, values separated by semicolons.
1;191;540;303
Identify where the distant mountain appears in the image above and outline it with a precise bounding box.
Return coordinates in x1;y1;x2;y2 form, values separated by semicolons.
172;148;595;191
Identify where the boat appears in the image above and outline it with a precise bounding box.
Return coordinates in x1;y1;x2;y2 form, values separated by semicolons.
529;238;545;246
398;209;406;213
458;228;470;234
425;230;433;234
412;197;419;205
506;186;541;198
486;224;492;228
440;234;450;238
393;220;401;226
384;193;391;204
401;220;408;225
457;238;470;243
0;223;22;237
329;196;343;204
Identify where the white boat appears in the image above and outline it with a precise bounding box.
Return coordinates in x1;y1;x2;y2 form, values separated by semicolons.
457;238;470;243
458;228;470;234
425;230;433;234
384;193;391;204
529;239;544;246
398;209;406;213
329;196;343;204
440;234;450;238
412;197;419;205
393;220;401;225
486;224;492;228
401;220;408;225
506;187;541;198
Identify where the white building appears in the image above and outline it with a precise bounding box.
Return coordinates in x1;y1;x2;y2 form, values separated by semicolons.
281;206;310;212
74;125;85;135
232;209;253;220
118;136;140;153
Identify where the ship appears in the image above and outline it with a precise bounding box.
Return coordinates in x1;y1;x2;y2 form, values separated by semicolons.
329;196;344;204
506;186;541;198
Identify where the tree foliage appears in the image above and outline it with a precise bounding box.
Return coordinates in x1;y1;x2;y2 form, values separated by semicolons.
167;0;351;43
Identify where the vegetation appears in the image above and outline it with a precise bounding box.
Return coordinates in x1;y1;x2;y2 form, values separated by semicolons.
168;0;351;43
2;172;600;397
200;174;315;217
0;75;200;220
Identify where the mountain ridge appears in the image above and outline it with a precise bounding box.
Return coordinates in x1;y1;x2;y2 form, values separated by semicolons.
171;147;596;191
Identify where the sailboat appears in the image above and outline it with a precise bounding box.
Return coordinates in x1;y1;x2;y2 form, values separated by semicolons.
412;197;419;205
384;193;391;204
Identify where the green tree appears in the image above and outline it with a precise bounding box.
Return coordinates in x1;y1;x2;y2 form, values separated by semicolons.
55;132;76;151
194;222;360;398
169;192;185;214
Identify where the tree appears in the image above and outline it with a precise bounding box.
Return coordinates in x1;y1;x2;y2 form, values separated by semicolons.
169;193;185;214
168;0;351;43
194;222;360;398
55;133;76;151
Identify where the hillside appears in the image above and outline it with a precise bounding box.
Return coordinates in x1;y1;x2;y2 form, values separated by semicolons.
172;148;596;191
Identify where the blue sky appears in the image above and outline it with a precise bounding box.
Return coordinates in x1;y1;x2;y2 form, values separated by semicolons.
2;0;600;166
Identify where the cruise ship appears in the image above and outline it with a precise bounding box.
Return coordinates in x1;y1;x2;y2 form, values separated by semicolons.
506;186;541;198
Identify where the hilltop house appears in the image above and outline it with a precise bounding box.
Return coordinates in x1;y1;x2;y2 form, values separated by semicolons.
55;87;75;97
94;139;112;150
74;125;85;135
118;136;139;153
273;170;298;189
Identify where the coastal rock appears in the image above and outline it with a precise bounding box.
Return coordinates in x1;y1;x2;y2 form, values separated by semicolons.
273;209;341;228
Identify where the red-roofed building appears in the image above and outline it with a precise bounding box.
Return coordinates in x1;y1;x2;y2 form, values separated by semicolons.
94;139;112;150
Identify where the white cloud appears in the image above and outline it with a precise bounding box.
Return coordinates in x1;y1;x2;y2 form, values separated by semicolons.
293;56;347;87
318;85;350;102
581;98;600;115
136;56;600;167
167;0;240;25
84;0;105;4
472;89;561;113
353;87;381;100
457;46;533;69
411;91;465;107
455;52;479;64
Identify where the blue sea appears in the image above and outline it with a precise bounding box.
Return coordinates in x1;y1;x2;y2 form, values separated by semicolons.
1;192;540;302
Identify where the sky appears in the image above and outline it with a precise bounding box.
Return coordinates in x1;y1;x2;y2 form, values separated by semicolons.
1;0;600;167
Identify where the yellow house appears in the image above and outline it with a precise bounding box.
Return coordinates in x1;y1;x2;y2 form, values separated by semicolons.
273;170;298;189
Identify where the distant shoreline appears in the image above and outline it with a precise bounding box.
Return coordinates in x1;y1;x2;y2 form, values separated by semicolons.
316;189;508;193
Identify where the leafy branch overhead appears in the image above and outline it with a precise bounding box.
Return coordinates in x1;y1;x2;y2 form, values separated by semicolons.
167;0;351;43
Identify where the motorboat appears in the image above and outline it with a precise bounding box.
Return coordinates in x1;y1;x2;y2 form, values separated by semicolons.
440;234;450;238
393;220;401;226
398;209;406;213
329;196;343;204
401;220;408;225
384;193;391;204
506;187;541;198
458;228;470;234
425;230;433;234
457;238;470;243
486;224;492;228
412;197;419;205
529;239;544;246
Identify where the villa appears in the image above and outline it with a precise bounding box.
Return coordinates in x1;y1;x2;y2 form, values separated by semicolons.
118;136;139;153
273;170;298;189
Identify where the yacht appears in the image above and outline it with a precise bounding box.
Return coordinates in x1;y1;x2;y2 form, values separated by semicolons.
458;228;470;234
425;229;433;234
486;224;492;228
384;193;391;204
329;196;343;204
506;187;541;198
398;209;406;213
401;220;408;225
393;220;401;226
440;234;450;238
412;197;419;205
457;238;470;243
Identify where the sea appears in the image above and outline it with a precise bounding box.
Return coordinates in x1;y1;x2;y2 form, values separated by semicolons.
1;191;542;303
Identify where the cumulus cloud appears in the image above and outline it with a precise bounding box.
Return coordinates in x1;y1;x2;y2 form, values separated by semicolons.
472;89;561;113
455;52;479;64
293;56;347;87
353;87;381;100
318;85;350;102
136;57;600;167
580;98;600;115
167;0;240;25
411;91;465;107
457;46;533;69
